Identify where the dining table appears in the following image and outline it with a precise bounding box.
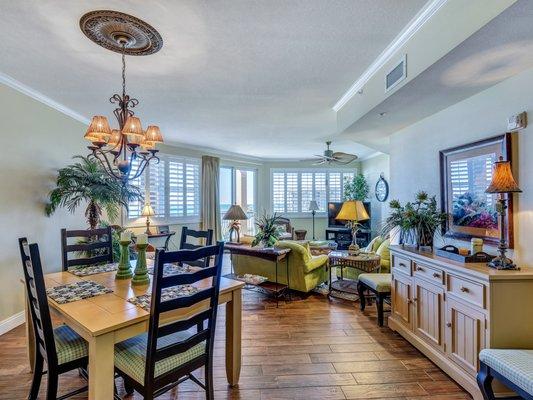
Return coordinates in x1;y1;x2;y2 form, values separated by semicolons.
24;266;245;400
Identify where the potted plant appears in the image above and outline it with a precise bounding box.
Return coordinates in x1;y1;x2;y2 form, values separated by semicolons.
381;191;447;249
45;156;143;229
252;212;283;248
344;173;369;201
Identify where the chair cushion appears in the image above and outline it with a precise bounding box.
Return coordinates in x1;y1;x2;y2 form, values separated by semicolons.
115;331;206;384
54;324;88;365
479;349;533;395
358;273;392;293
365;236;384;253
376;239;391;273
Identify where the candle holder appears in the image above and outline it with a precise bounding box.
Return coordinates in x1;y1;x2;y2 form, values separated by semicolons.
116;240;133;279
132;243;150;286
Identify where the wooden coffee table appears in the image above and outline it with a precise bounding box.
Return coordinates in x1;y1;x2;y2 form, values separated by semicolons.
328;251;381;301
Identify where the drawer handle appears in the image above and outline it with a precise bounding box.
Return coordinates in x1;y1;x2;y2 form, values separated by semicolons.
413;297;418;302
416;266;424;272
399;263;407;268
446;322;452;328
460;286;470;293
407;299;413;304
433;273;440;278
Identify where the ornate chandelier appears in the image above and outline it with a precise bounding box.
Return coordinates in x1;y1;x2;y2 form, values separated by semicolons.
79;10;165;183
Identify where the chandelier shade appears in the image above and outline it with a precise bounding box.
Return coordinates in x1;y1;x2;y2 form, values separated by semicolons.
107;129;122;147
145;125;164;144
84;115;111;143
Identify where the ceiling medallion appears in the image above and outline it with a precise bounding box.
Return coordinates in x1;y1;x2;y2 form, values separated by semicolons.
80;10;163;56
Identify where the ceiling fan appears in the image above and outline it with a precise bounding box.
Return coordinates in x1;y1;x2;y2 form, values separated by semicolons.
307;141;358;165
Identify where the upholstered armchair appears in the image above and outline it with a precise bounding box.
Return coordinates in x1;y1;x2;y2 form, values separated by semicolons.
274;217;294;240
231;240;327;292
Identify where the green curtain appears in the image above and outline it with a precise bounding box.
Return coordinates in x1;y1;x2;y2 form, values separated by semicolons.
200;155;221;241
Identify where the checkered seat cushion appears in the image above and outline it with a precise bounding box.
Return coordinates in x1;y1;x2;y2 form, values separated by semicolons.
479;349;533;395
54;324;88;365
358;273;392;293
115;331;206;384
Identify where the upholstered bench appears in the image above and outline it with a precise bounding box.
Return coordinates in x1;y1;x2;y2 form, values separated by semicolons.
357;273;391;326
477;349;533;399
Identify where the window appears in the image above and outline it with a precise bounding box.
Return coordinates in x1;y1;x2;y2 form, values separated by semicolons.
271;169;356;214
220;167;257;234
127;155;200;221
127;158;145;219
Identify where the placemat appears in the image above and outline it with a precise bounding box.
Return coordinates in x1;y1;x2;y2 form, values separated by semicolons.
68;262;119;276
147;263;200;276
128;285;199;311
47;281;113;304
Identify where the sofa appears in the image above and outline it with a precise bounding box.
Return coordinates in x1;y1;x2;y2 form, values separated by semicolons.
231;240;328;292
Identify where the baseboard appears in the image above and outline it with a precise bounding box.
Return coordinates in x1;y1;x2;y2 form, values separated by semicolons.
0;311;25;336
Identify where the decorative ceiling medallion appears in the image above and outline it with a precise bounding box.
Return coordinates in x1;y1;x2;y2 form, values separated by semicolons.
79;10;163;56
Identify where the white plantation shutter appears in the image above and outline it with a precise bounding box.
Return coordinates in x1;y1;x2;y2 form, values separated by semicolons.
127;158;145;219
271;169;356;214
127;155;200;221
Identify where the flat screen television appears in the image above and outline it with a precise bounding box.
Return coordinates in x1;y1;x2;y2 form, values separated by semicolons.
328;201;371;230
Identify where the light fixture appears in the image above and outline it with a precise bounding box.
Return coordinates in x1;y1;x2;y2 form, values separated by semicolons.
485;156;522;269
336;200;370;253
223;205;249;243
141;204;155;235
308;200;319;240
79;10;165;184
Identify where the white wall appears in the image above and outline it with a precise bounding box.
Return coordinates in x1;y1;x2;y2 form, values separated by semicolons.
360;153;390;237
0;83;87;323
389;67;533;264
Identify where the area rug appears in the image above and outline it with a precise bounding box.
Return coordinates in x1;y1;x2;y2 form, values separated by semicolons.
47;281;113;304
223;273;268;285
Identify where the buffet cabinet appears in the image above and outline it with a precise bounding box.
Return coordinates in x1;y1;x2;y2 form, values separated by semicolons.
389;245;533;400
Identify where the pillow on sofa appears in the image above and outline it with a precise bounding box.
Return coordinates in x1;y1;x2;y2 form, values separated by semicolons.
376;239;391;273
365;236;383;253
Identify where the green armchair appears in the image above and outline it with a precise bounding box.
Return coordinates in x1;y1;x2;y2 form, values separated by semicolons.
336;236;391;280
231;241;328;292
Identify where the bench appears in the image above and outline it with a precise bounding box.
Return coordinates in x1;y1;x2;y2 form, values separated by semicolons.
357;273;391;326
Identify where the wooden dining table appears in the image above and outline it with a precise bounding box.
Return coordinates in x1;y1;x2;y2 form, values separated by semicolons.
24;269;245;399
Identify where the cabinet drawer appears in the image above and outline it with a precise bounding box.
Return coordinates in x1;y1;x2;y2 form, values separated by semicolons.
414;262;444;285
393;255;412;276
447;274;485;309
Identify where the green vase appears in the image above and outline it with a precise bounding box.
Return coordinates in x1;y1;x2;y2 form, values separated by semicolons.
132;243;150;286
116;240;133;280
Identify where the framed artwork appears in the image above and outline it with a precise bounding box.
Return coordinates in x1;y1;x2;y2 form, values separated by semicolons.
439;133;514;247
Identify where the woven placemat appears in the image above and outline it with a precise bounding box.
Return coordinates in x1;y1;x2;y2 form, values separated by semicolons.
147;263;200;277
47;281;113;304
128;285;199;311
68;262;119;276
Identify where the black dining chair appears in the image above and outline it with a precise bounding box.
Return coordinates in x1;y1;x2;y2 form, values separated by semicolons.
114;242;224;399
179;227;214;268
18;238;89;400
61;226;114;271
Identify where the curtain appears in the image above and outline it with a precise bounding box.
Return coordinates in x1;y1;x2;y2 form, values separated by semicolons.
201;155;221;241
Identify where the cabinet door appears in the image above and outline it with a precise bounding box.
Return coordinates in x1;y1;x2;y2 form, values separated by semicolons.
445;297;486;376
392;272;413;329
414;278;444;350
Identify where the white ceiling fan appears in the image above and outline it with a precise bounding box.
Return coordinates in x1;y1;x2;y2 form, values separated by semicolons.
306;141;358;165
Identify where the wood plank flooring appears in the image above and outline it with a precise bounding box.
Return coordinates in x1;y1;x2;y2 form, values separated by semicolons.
0;261;471;399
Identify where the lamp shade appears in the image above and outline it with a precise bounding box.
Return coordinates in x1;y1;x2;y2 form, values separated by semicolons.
335;200;369;222
107;129;122;147
123;116;144;144
486;156;522;194
84;115;111;142
145;125;164;144
223;204;248;221
308;200;319;211
141;204;155;217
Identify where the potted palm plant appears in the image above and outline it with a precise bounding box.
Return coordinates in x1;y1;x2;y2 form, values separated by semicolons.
252;212;283;248
381;191;447;250
45;156;143;229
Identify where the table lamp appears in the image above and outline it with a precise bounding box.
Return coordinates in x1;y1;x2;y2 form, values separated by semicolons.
335;200;369;253
141;204;155;235
223;204;249;243
309;200;319;240
485;156;521;269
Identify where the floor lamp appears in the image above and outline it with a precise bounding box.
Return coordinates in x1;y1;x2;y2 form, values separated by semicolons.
309;200;319;240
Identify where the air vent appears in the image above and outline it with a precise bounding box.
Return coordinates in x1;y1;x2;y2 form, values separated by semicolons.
385;55;407;92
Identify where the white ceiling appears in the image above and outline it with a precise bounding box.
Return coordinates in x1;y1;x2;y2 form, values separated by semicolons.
341;0;533;152
0;0;427;160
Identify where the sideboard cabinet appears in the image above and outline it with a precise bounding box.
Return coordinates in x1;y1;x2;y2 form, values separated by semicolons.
389;245;533;400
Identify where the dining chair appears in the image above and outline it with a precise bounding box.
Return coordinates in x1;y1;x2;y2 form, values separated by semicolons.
61;226;113;271
179;226;214;268
18;238;89;400
114;242;224;399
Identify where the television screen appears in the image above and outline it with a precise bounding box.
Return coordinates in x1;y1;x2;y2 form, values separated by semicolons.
328;202;371;229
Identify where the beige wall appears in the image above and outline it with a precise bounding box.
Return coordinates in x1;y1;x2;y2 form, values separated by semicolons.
0;83;88;322
389;67;533;265
360;153;390;237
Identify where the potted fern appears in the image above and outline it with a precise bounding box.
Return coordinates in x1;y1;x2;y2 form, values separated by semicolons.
252;212;283;248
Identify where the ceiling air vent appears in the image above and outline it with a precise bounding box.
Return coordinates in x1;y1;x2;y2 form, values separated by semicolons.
385;54;407;93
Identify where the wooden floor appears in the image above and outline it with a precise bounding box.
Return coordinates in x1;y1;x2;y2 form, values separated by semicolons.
0;264;471;399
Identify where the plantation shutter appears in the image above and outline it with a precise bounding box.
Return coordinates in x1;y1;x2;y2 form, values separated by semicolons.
127;158;145;218
148;161;166;217
273;172;285;212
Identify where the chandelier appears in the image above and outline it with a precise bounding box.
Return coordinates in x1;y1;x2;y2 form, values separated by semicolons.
79;10;165;183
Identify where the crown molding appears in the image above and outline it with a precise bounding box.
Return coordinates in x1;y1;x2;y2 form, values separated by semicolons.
163;140;265;165
332;0;448;112
0;71;90;124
